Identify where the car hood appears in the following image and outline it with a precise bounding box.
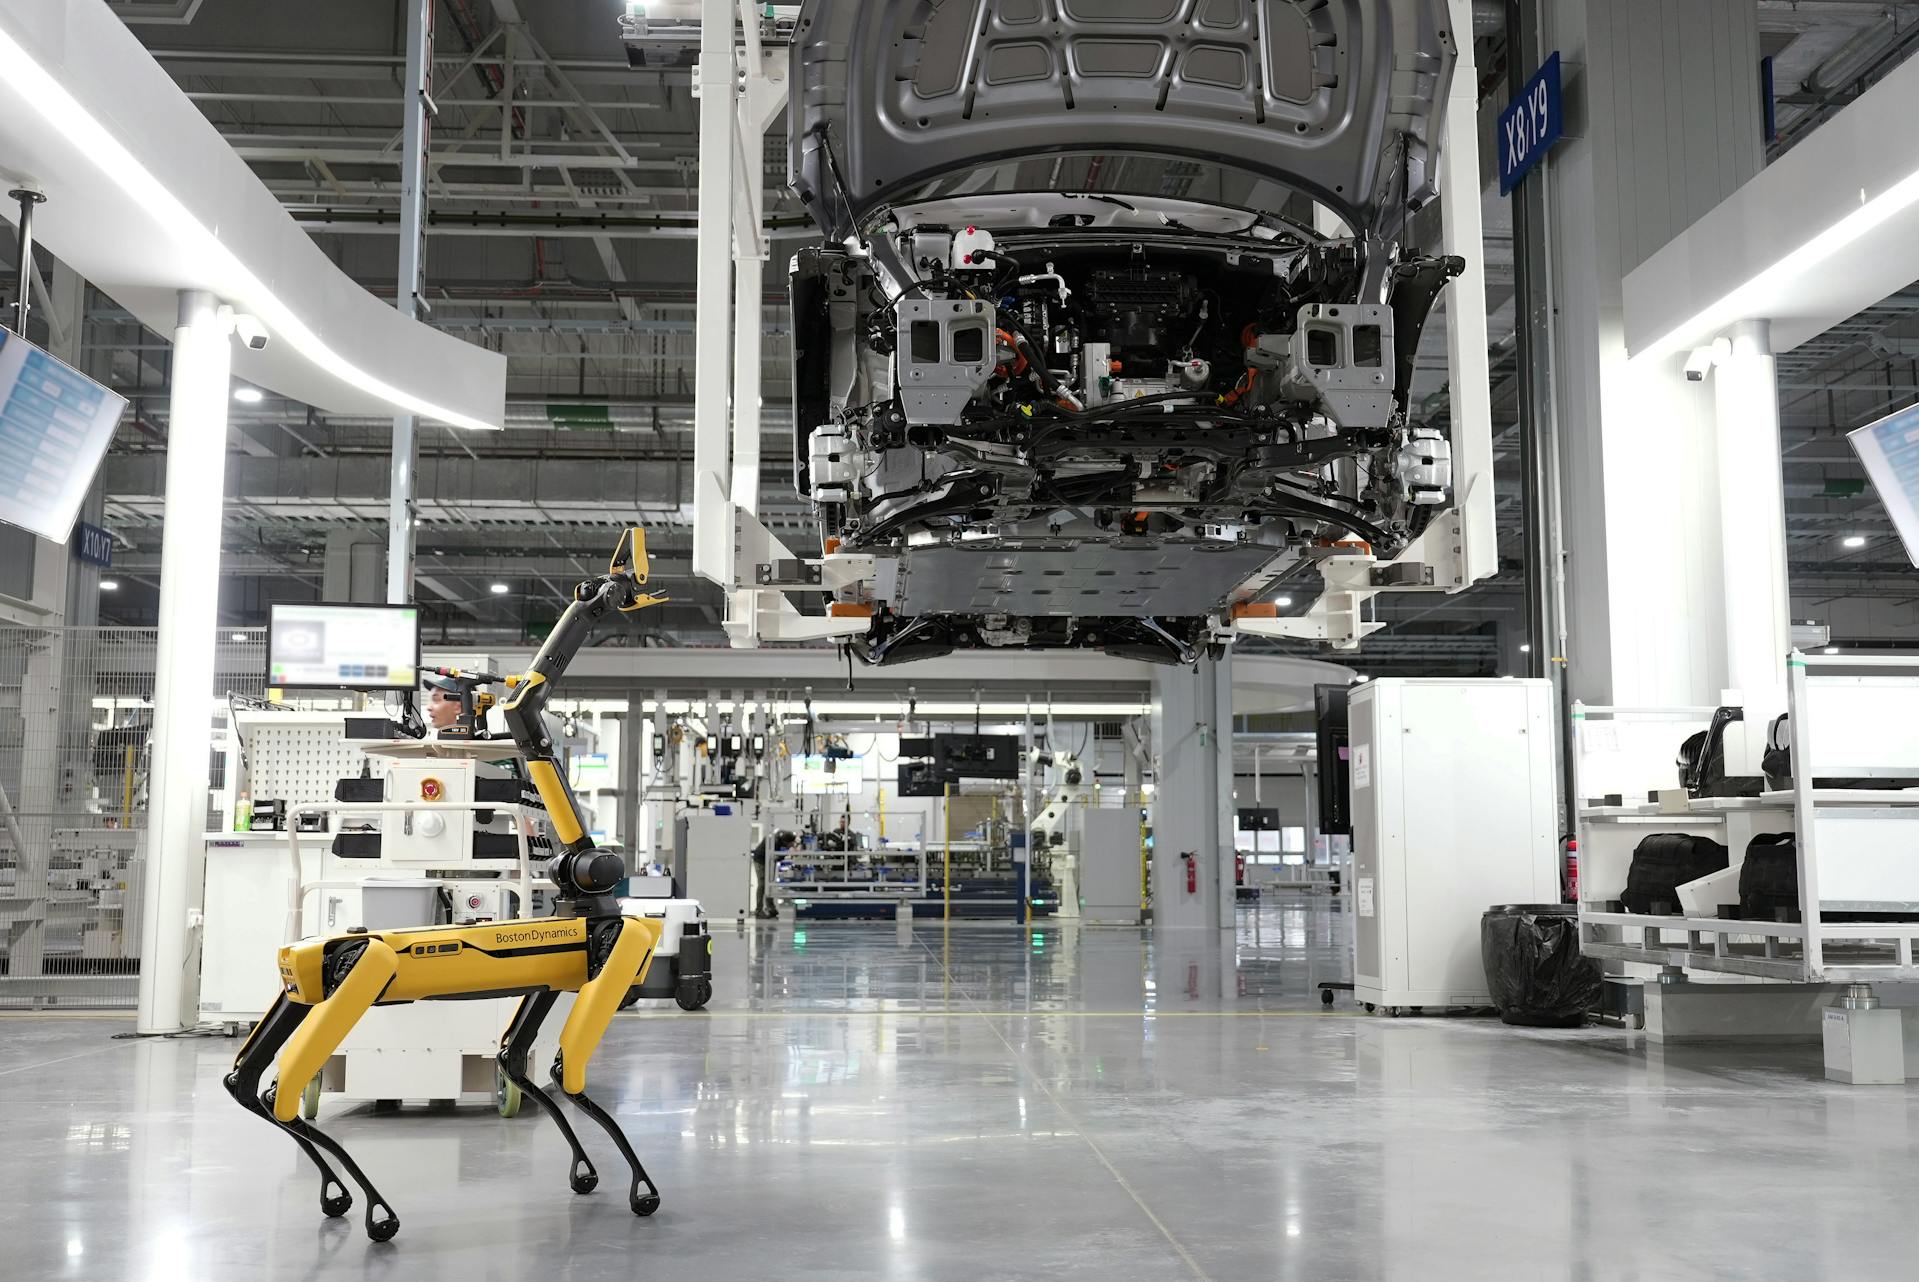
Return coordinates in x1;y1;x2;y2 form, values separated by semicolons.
788;0;1455;246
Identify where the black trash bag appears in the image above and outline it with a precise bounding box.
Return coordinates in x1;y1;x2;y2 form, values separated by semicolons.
1481;904;1602;1028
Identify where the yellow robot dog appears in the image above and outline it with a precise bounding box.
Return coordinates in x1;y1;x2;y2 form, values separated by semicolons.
225;529;669;1243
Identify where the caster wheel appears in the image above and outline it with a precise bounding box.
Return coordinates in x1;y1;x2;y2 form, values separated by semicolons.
675;979;713;1012
1320;989;1334;1007
300;1076;321;1121
1387;1008;1401;1018
571;1169;599;1195
1363;1003;1376;1014
632;1193;661;1217
497;1070;522;1119
366;1211;399;1243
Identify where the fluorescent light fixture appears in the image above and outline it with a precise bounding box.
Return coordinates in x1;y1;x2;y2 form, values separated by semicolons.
230;631;247;641
232;386;263;404
99;578;119;591
1643;165;1919;362
0;29;500;432
1273;595;1293;607
489;582;511;595
1824;646;1842;655
1519;643;1532;653
1842;534;1868;549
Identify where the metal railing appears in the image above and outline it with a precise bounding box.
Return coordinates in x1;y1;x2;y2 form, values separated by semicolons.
0;626;266;1008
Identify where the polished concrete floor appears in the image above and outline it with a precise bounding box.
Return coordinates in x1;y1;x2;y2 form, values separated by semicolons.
6;895;1918;1280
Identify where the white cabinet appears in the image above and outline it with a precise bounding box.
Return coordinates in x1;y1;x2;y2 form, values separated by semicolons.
1349;679;1559;1010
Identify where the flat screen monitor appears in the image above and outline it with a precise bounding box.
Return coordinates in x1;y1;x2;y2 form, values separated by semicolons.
1850;404;1919;566
0;328;129;542
267;603;420;691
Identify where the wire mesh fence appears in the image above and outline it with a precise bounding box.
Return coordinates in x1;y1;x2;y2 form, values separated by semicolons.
0;626;266;1009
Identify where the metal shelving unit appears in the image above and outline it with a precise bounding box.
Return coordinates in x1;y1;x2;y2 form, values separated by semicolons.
1577;653;1919;986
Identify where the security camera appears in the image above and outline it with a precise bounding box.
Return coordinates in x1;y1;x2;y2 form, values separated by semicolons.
1683;346;1713;382
232;313;270;351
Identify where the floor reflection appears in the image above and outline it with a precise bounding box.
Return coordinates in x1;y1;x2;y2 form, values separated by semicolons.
13;894;1919;1282
727;894;1350;1016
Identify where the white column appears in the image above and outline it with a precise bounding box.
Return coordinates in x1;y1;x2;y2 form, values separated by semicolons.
386;0;434;603
1541;0;1764;707
730;143;764;518
1436;0;1496;587
136;290;232;1033
1712;320;1792;756
692;0;735;585
1149;653;1233;930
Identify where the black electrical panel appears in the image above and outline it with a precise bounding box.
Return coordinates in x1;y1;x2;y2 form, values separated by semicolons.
897;761;947;797
931;734;1019;778
896;733;1022;795
1314;683;1353;837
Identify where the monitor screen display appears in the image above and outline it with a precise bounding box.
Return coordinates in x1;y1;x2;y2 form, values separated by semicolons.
0;329;128;542
267;603;420;690
1851;404;1919;567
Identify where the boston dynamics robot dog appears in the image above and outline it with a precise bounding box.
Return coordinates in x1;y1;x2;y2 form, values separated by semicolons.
225;529;678;1242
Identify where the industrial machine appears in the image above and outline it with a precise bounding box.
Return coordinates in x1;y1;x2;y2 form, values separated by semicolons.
1346;678;1559;1014
225;529;708;1242
673;808;754;921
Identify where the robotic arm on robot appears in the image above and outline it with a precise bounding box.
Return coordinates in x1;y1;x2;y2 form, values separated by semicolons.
496;526;665;907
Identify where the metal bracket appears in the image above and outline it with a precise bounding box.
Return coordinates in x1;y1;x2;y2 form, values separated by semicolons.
1370;562;1434;588
755;560;824;589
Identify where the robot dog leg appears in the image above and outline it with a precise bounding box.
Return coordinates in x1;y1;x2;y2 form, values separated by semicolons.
552;915;662;1216
228;937;403;1242
223;995;353;1220
498;989;605;1195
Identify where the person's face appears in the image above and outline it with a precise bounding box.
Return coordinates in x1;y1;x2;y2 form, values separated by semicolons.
426;687;461;729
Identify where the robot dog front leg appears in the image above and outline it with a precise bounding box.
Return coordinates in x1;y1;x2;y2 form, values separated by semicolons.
552;916;662;1217
270;937;404;1242
225;994;354;1221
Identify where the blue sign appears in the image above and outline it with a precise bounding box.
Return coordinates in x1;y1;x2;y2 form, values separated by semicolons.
1499;52;1563;196
73;520;113;568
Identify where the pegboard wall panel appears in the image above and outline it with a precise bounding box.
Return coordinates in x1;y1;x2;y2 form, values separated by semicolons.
244;717;365;808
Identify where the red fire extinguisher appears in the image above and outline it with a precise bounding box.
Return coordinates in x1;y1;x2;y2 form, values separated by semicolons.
1184;852;1198;895
1564;836;1580;904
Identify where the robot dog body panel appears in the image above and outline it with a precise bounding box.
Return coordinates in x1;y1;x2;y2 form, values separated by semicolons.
262;915;664;1123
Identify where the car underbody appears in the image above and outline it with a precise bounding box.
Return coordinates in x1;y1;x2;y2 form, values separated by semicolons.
786;0;1462;665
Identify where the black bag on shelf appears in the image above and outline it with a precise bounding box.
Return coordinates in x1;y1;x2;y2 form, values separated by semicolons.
1737;832;1799;920
1621;833;1729;914
1481;904;1603;1028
